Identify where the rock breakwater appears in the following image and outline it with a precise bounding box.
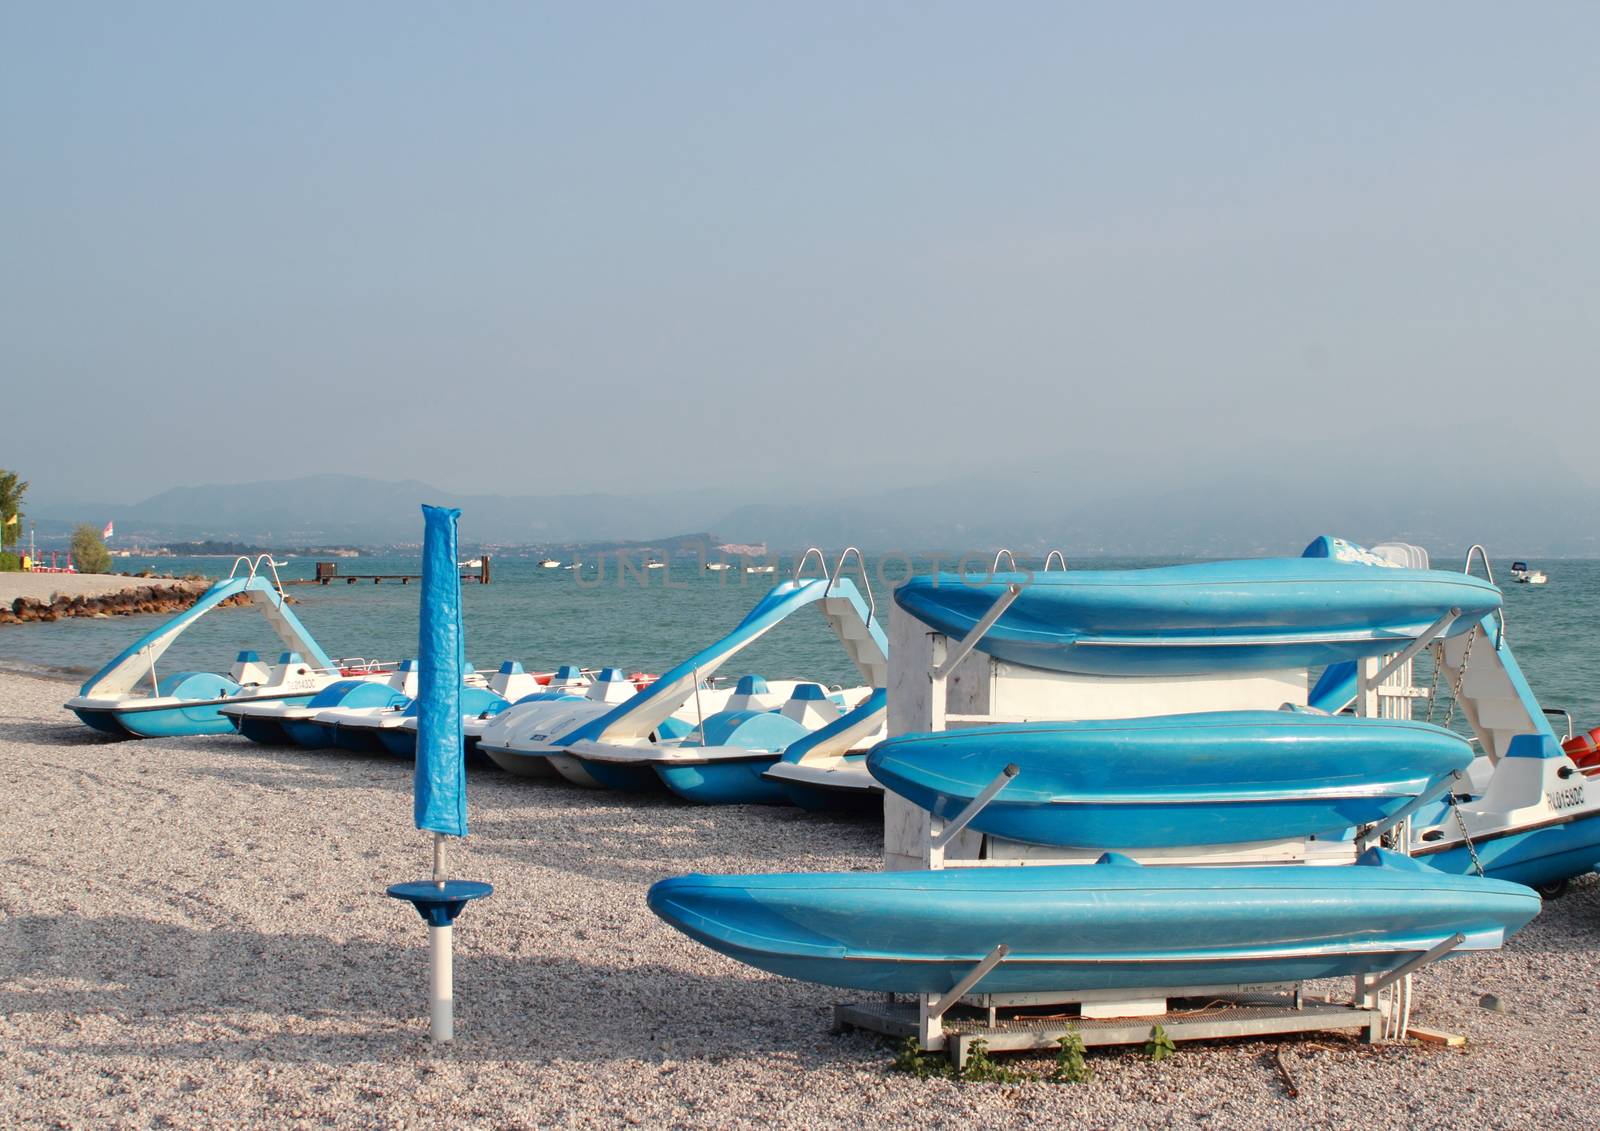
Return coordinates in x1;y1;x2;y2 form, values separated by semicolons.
0;580;250;626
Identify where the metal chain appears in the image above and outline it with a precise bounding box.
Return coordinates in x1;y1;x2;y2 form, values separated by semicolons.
1440;623;1477;730
1449;793;1486;877
1424;642;1444;725
1431;623;1484;875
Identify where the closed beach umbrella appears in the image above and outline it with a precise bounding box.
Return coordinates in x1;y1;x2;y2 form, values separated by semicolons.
415;504;468;839
387;504;491;1042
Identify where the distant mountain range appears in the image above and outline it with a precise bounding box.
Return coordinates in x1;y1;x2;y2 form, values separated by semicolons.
27;471;1600;558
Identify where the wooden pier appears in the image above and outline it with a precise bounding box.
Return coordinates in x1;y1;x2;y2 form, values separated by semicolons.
288;556;492;586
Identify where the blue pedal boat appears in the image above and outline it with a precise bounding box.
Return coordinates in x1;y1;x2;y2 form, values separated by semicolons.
648;850;1538;995
65;566;344;738
866;710;1474;848
372;687;511;760
651;683;854;804
893;558;1501;676
278;678;413;748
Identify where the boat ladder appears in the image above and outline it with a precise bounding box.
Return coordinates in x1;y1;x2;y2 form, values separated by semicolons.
794;547;888;687
226;553;289;598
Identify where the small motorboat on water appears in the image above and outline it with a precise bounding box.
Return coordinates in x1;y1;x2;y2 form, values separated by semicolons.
1509;561;1548;585
539;559;562;569
744;564;776;575
65;557;372;738
705;561;735;572
649;849;1538;995
459;558;484;569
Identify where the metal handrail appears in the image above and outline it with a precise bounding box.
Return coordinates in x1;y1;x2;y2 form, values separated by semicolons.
1043;550;1067;571
1462;544;1506;647
1543;707;1575;742
1462;544;1496;585
256;555;287;597
991;549;1018;574
224;554;286;597
828;546;877;628
793;547;830;583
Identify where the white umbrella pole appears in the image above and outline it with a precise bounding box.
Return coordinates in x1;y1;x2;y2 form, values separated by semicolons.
430;832;453;1043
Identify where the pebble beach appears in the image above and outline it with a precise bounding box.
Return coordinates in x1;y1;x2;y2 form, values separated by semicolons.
3;667;1598;1129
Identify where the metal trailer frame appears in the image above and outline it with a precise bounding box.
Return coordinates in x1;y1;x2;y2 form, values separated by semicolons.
834;993;1387;1069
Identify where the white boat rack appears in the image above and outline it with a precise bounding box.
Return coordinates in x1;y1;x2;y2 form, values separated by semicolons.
930;583;1022;685
928;764;1018;850
866;570;1457;1057
835;992;1390;1068
1354;770;1464;855
1358;606;1459;696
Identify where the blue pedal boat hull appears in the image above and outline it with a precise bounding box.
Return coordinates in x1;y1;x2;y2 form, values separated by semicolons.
114;699;261;738
1417;809;1600;890
81;678;318;740
275;680;411;750
574;758;670;793
282;719;335;748
70;708;136;739
656;756;792;805
774;769;883;814
648;851;1538;995
379;727;494;767
329;721;387;753
377;727;417;758
894;560;1502;675
232;711;294;745
373;687;508;766
867;711;1474;848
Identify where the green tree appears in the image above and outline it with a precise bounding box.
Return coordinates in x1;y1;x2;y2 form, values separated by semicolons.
0;469;26;554
72;524;113;574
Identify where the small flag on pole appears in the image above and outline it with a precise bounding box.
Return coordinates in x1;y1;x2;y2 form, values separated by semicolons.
3;513;16;527
102;521;114;539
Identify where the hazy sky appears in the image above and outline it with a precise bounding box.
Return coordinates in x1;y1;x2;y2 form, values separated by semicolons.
4;4;1597;503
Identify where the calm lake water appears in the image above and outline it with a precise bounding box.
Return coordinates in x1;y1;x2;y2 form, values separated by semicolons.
5;551;1596;732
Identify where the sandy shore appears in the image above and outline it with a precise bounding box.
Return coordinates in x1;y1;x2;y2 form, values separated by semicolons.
2;669;1597;1128
0;573;197;604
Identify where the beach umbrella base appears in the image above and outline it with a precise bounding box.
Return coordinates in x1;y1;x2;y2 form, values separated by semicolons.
387;880;494;1042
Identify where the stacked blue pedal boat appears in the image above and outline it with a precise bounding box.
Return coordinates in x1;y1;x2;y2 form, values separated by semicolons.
651;539;1542;1055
